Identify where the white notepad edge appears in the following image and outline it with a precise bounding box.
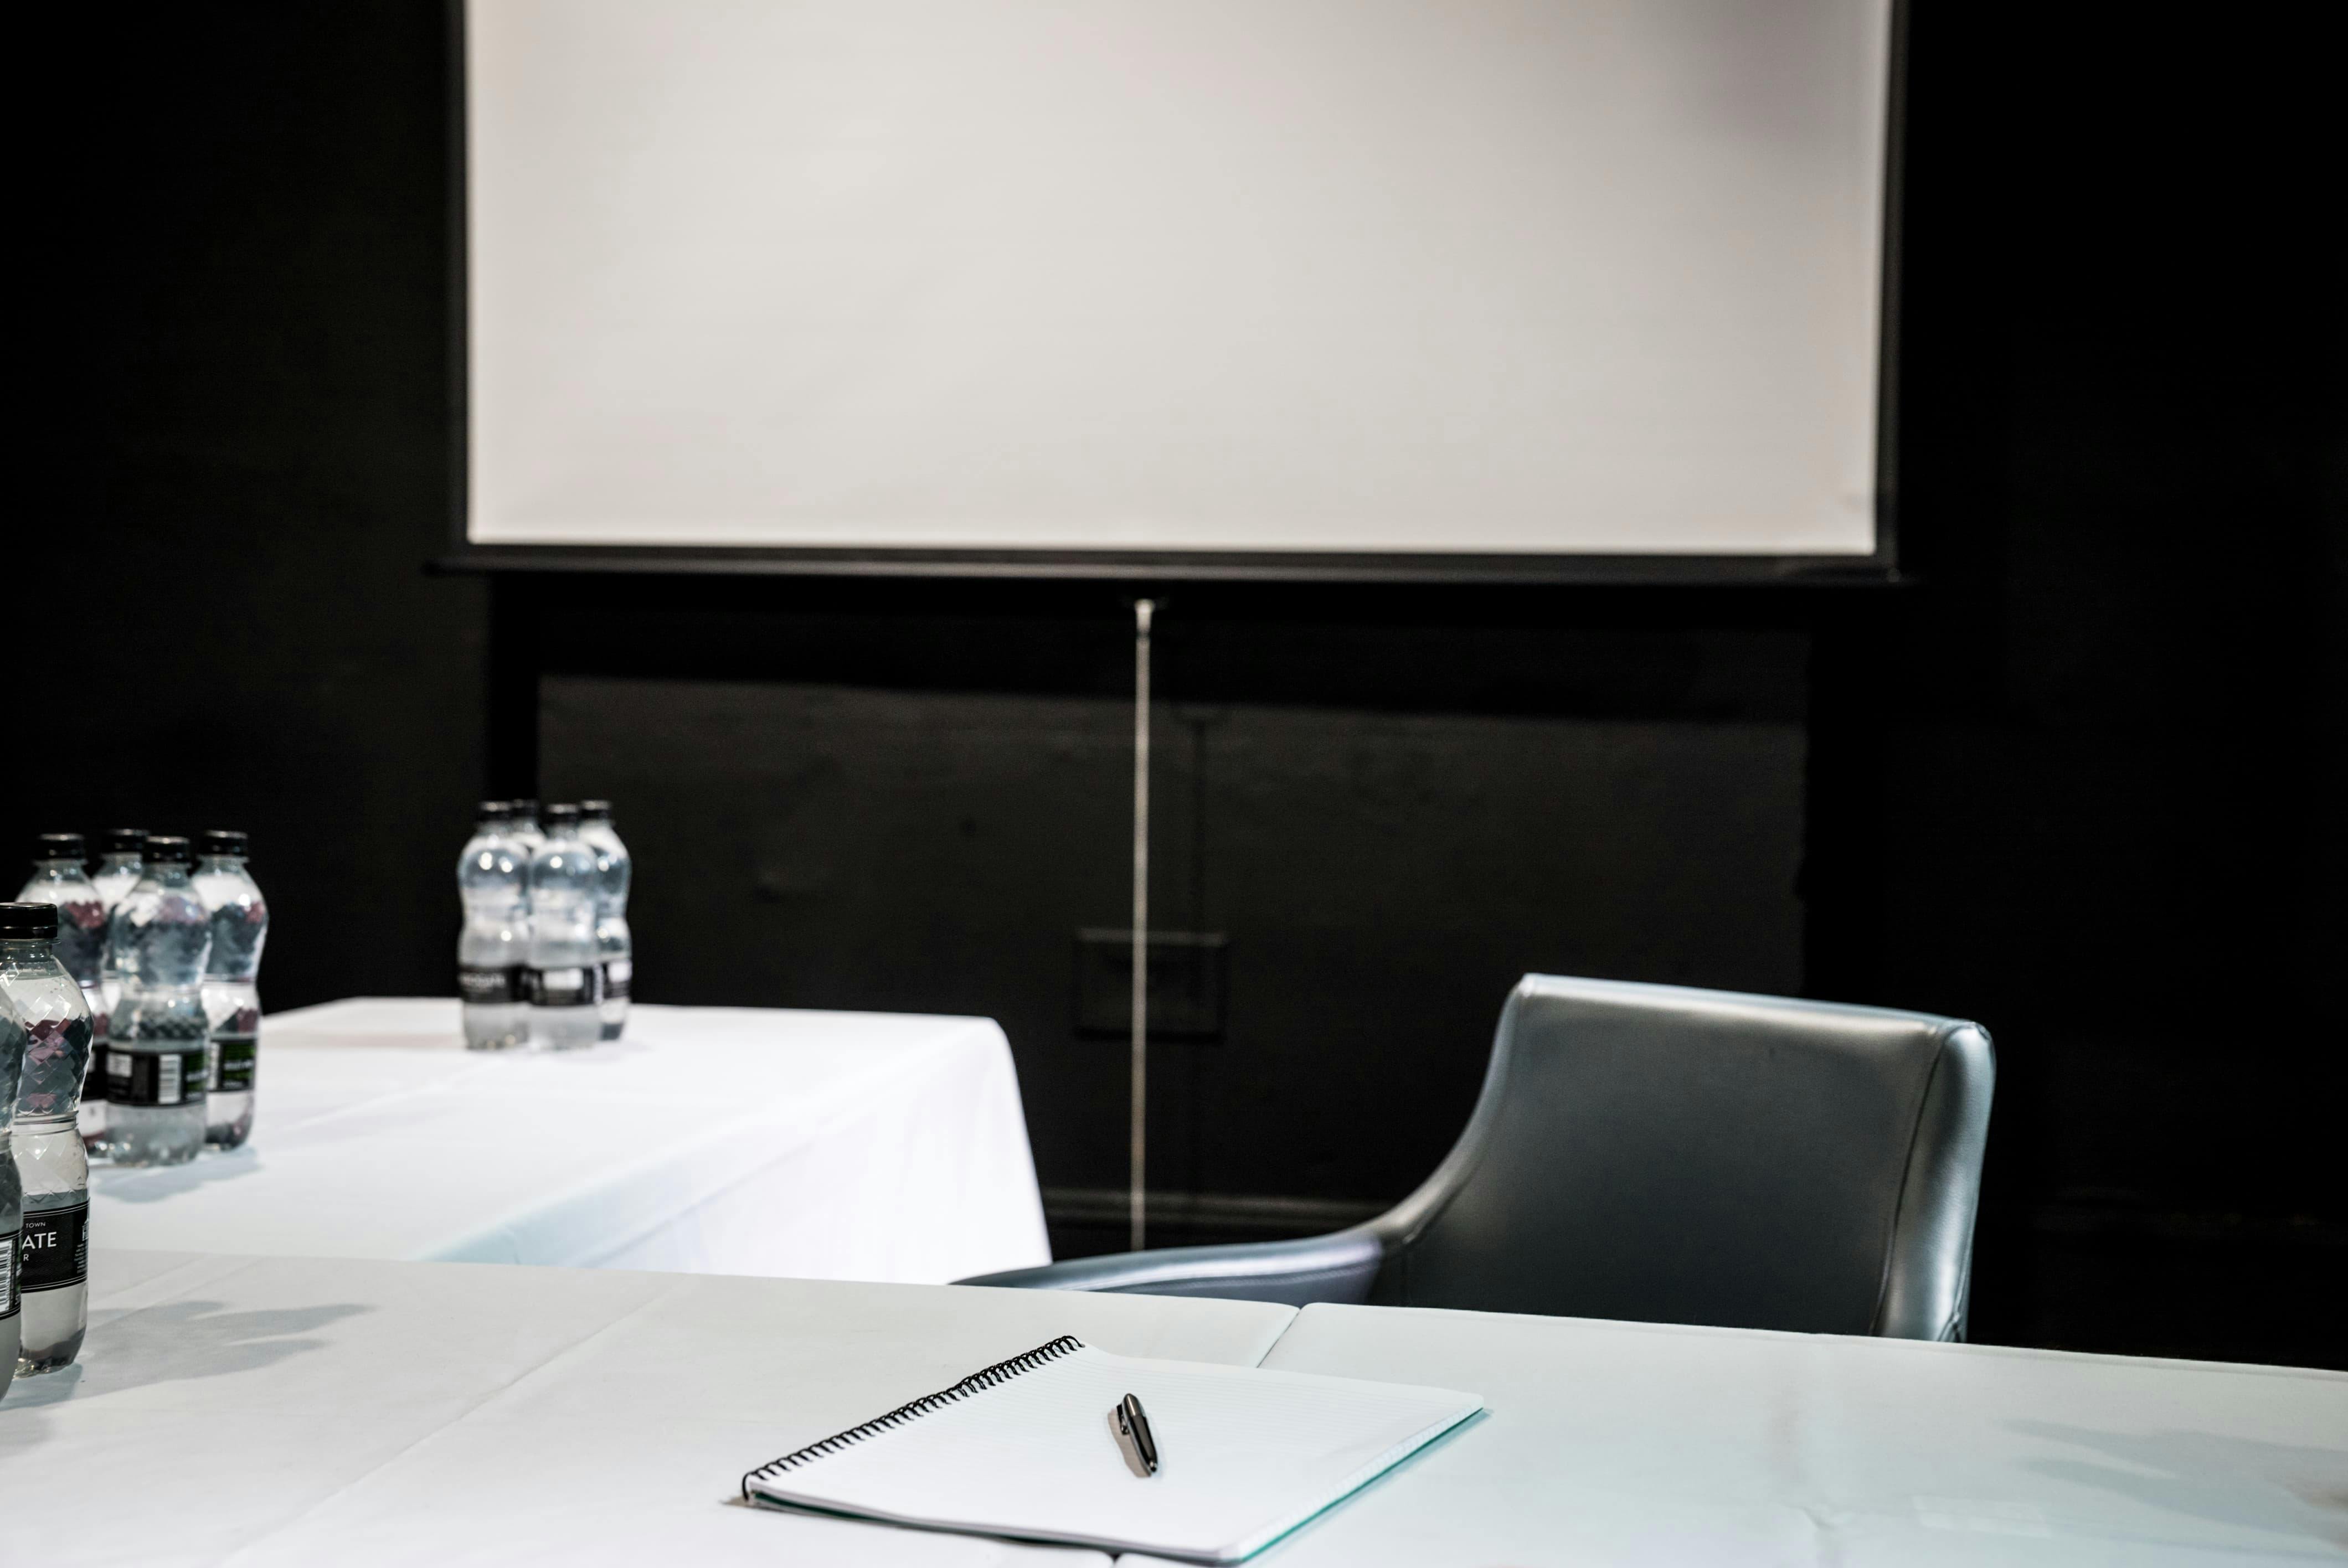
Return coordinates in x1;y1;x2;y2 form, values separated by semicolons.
1218;1396;1484;1564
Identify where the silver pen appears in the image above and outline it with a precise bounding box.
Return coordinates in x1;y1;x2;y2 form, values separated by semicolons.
1109;1392;1160;1477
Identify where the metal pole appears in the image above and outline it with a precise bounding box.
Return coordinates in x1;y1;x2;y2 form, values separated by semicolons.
1130;599;1154;1252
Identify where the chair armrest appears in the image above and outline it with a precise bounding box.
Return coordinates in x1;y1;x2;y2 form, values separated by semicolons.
957;1228;1386;1308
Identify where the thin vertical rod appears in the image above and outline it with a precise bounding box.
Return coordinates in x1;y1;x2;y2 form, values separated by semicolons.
1130;599;1154;1252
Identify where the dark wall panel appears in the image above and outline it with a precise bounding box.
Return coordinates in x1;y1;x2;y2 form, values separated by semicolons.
542;675;1803;1201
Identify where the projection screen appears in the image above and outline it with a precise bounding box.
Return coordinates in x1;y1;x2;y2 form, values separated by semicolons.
461;0;1898;576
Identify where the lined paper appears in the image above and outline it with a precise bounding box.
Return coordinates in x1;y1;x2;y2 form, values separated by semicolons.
746;1344;1481;1563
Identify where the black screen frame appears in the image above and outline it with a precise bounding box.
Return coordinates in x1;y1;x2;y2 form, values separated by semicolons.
440;0;1909;588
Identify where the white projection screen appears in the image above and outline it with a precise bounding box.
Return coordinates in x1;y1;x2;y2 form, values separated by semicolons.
461;0;1898;576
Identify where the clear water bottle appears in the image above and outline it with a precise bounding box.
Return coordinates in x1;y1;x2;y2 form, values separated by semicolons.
104;837;211;1166
1;901;94;1375
194;830;268;1148
0;967;25;1398
17;835;106;1012
508;798;545;860
91;827;148;915
524;804;602;1051
458;801;531;1050
578;801;632;1040
17;835;108;1152
88;826;146;1154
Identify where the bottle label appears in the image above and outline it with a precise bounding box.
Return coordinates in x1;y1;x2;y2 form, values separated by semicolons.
1;1228;18;1321
213;1035;259;1093
524;966;601;1008
20;1199;90;1292
109;1046;210;1106
601;959;632;1002
84;1048;109;1103
459;964;527;1005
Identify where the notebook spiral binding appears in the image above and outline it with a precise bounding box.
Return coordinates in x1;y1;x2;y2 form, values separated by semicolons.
742;1335;1087;1498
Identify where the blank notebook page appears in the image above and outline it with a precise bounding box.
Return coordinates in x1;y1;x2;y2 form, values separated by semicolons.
744;1343;1481;1563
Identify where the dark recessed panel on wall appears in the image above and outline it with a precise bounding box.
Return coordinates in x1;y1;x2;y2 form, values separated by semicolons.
1075;930;1229;1043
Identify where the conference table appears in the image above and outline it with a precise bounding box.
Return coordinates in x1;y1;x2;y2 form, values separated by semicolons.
5;1248;2340;1565
87;998;1052;1284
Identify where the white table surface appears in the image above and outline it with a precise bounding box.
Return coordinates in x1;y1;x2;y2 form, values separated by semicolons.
89;998;1052;1285
1255;1303;2348;1567
1;1249;1298;1567
7;1251;2341;1566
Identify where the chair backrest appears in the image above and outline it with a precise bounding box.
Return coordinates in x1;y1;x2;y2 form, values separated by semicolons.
1368;975;1994;1338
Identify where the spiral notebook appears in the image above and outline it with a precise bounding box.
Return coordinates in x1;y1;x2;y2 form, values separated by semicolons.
740;1336;1481;1564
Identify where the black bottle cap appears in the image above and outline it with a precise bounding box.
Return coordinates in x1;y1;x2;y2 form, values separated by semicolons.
36;832;87;862
145;835;194;865
201;829;250;858
542;803;581;829
579;800;612;820
0;901;60;940
104;827;150;855
476;800;511;825
511;798;541;818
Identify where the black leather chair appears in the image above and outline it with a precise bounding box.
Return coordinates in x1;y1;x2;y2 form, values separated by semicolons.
964;974;1995;1339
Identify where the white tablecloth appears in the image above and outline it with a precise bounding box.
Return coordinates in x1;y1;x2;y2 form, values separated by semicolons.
4;1249;2341;1565
88;998;1052;1284
1257;1303;2348;1566
0;1250;1297;1566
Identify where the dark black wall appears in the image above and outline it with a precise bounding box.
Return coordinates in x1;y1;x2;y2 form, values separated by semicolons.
20;5;2341;1368
1866;6;2344;1366
26;5;485;1007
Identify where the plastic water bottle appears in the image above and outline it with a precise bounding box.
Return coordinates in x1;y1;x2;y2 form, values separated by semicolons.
17;836;105;1014
88;826;146;1153
0;963;25;1397
90;828;148;915
578;801;632;1040
103;837;211;1166
194;830;268;1148
16;835;107;1152
523;804;602;1050
458;802;531;1049
508;798;545;860
1;901;94;1375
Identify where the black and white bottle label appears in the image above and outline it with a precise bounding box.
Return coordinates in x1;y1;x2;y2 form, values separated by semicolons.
83;1046;109;1103
1;1227;19;1321
600;959;632;1002
459;964;527;1005
523;966;601;1008
212;1035;258;1093
108;1046;210;1107
20;1198;89;1293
